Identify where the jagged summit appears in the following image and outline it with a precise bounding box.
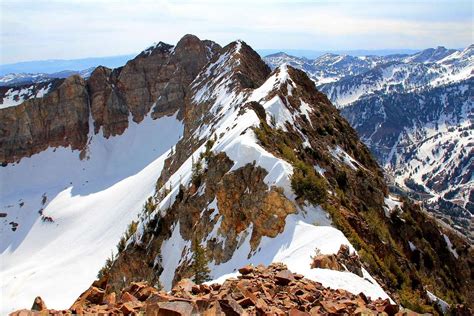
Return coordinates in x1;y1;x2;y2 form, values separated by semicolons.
139;41;174;58
191;39;270;101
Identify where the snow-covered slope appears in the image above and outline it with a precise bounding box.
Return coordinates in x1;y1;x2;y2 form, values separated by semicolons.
320;56;473;107
403;46;458;64
343;79;473;226
0;114;183;314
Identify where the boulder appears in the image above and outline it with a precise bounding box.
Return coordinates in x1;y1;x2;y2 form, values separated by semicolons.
172;278;195;293
103;292;116;306
121;291;138;303
136;285;159;301
219;297;246;315
289;308;310;316
275;269;294;286
311;254;343;271
158;301;195;316
238;265;254;275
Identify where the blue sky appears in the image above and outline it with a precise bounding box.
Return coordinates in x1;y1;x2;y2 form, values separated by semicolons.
0;0;472;64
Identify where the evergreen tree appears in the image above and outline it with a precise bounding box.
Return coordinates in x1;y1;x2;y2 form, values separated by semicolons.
191;156;203;185
191;239;211;284
97;251;115;279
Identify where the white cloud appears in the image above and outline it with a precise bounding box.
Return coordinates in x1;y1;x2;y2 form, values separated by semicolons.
0;0;472;63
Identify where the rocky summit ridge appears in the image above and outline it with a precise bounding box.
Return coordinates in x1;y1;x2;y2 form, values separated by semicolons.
12;263;416;316
1;35;473;315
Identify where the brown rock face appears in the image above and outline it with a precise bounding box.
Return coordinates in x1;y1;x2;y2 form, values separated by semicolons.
216;162;296;250
104;151;296;291
151;34;219;120
310;245;363;277
87;66;129;137
311;253;343;271
0;75;89;163
1;34;221;163
88;34;221;138
114;42;174;123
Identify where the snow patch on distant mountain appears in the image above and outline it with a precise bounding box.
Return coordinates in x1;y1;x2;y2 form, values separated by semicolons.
0;82;54;109
265;45;473;108
342;79;473;223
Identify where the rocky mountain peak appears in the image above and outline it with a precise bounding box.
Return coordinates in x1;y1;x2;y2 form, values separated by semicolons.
138;41;174;58
227;40;272;89
189;39;270;109
405;46;458;63
266;51;292;58
175;34;204;48
170;34;220;82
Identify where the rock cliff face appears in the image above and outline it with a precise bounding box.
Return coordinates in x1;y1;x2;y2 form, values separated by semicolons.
0;34;221;164
0;75;89;163
90;34;220;134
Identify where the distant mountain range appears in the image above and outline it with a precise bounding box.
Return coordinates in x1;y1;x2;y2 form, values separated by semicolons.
0;48;426;76
0;68;95;87
258;48;421;59
0;54;135;76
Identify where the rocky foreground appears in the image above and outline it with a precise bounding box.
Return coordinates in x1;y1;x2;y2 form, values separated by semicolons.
11;263;421;316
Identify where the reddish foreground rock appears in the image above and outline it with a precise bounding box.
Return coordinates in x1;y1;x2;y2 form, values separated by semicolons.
11;263;422;315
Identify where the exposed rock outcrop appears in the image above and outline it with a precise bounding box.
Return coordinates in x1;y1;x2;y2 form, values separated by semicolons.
105;152;297;291
311;245;363;277
31;296;47;311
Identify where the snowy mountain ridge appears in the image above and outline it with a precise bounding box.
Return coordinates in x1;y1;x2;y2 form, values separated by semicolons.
1;36;472;314
265;45;473;107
